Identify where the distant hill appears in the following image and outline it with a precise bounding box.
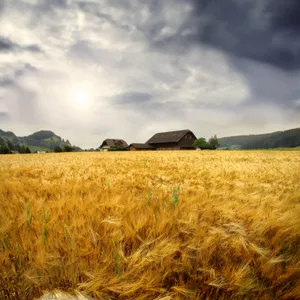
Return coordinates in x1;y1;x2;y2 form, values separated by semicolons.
0;129;80;152
219;128;300;149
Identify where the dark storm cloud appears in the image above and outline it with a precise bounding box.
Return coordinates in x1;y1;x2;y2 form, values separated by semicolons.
168;0;300;113
196;0;300;70
269;0;300;33
0;37;42;53
231;58;300;108
76;0;300;71
151;0;300;71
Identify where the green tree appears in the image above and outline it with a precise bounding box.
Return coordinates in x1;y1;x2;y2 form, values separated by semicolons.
25;146;31;153
208;135;220;150
18;145;26;154
54;146;63;153
0;144;11;154
63;145;74;152
7;140;14;151
193;137;210;150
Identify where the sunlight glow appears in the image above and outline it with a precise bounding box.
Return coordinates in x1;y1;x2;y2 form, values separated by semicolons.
75;89;89;107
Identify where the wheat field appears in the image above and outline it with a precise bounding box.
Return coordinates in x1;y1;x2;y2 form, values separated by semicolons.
0;151;299;299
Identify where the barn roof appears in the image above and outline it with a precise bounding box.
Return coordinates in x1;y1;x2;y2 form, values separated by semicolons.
146;129;195;144
130;143;155;149
99;139;128;148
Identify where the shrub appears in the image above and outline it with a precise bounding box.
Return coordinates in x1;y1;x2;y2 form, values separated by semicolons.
54;146;63;153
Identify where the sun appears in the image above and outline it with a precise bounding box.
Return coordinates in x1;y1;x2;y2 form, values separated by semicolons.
75;89;89;107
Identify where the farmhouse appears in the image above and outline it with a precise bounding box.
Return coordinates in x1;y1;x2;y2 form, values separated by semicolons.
98;139;128;151
145;129;197;150
129;143;156;151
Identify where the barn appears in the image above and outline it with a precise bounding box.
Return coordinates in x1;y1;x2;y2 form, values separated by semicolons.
146;129;197;150
129;143;156;151
98;139;128;151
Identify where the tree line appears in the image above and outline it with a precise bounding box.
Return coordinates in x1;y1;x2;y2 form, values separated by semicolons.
53;145;75;153
193;135;220;150
0;138;31;154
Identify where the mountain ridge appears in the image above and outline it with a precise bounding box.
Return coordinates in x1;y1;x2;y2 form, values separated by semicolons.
219;128;300;149
0;129;75;152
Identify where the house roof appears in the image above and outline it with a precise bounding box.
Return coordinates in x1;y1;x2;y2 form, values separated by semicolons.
99;139;128;148
129;143;155;149
146;129;195;144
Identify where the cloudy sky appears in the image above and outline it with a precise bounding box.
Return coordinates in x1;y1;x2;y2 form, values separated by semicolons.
0;0;299;148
